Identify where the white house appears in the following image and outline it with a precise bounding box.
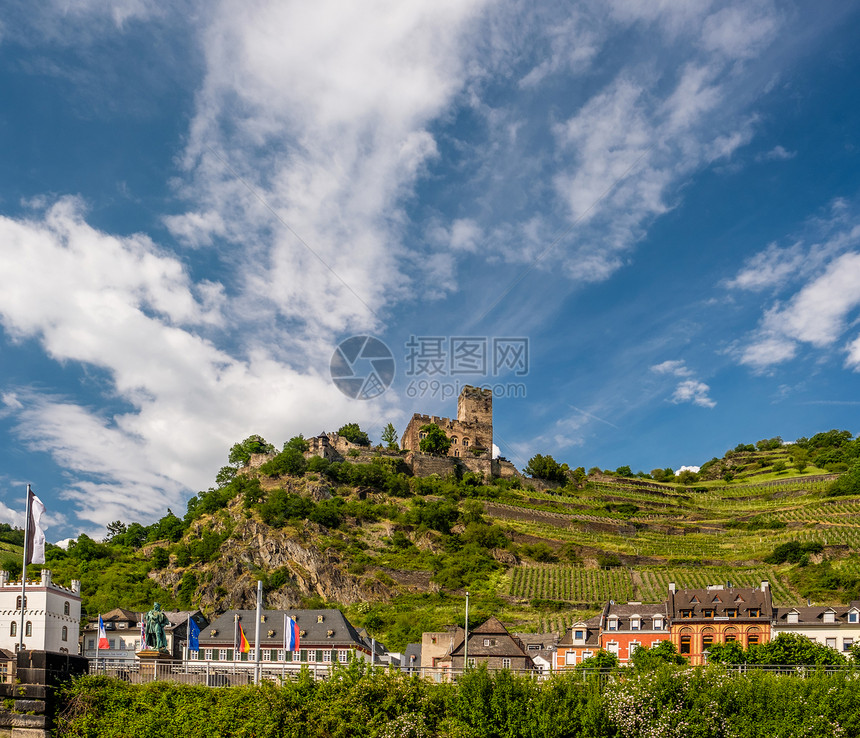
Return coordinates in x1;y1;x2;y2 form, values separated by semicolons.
0;570;81;654
772;603;860;655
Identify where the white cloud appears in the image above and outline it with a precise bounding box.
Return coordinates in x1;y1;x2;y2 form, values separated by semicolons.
651;360;716;408
676;465;700;474
700;2;780;60
0;199;401;529
738;250;860;371
756;145;796;162
170;0;490;335
724;241;807;291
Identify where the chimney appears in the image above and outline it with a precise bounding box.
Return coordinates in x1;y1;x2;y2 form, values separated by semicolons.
41;569;52;588
0;571;7;587
668;582;676;593
761;580;769;592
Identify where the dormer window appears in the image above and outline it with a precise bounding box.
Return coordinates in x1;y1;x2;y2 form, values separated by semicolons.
574;630;584;640
849;612;859;624
725;609;737;618
630;617;640;631
680;610;693;619
607;618;618;630
702;609;715;618
749;608;761;617
824;611;836;624
787;612;799;624
317;615;324;623
654;618;664;630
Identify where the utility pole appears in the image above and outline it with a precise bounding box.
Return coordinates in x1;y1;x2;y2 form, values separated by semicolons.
463;591;469;673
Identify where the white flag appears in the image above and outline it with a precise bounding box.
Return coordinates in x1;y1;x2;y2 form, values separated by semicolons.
26;489;46;565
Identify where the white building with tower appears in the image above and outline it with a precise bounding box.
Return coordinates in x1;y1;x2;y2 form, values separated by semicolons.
0;569;81;654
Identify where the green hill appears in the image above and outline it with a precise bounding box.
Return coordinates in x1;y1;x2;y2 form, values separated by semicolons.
31;429;860;649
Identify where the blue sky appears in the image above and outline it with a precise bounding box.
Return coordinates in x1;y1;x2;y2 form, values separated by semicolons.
1;0;859;541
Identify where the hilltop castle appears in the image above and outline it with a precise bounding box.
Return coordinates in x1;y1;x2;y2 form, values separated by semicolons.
273;385;520;481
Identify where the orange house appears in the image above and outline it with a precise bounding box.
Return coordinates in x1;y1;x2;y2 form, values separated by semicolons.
600;602;669;663
668;581;773;665
555;615;601;669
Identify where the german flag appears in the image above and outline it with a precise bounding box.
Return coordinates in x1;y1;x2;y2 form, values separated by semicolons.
238;621;250;653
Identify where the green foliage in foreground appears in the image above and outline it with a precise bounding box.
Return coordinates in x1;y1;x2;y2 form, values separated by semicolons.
57;663;860;738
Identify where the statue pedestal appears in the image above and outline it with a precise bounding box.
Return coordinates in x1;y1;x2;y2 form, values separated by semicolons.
136;649;172;680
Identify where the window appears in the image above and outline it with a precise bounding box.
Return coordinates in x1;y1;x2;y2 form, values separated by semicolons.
629;641;640;655
843;638;853;652
339;650;349;663
463;439;470;447
308;650;317;662
108;638;115;649
827;638;837;650
747;631;760;646
64;602;70;616
849;612;859;623
654;618;664;630
467;658;476;668
205;649;213;660
726;609;737;618
25;622;32;637
88;638;95;649
680;631;692;655
824;611;836;624
565;651;576;665
607;619;618;630
702;609;714;618
262;650;271;662
419;432;427;439
749;608;761;617
431;636;437;644
16;596;26;609
501;658;511;669
62;626;68;642
323;650;332;662
451;437;458;445
483;638;497;646
702;632;714;649
680;610;693;619
725;628;738;643
118;622;127;629
10;622;16;637
527;644;540;651
583;651;593;660
607;642;619;655
787;612;799;624
575;630;584;640
219;649;227;660
630;618;640;631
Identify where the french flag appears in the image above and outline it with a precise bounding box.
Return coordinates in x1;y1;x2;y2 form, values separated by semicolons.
284;615;300;651
98;615;110;649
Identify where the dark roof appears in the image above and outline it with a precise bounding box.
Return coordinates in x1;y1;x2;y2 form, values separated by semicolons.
773;605;860;625
605;602;667;631
198;609;377;651
558;624;600;647
402;643;422;670
471;616;509;635
669;585;772;620
449;618;532;659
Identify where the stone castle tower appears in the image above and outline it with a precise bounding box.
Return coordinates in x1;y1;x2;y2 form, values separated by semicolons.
401;385;493;458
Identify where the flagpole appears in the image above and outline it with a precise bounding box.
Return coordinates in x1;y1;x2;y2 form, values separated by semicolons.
19;485;32;653
254;580;262;685
283;612;287;657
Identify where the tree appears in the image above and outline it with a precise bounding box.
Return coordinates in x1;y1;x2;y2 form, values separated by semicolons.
381;423;399;450
826;459;860;497
337;423;371;446
418;424;451;455
228;435;275;467
615;465;633;477
524;454;566;484
577;649;619;669
630;641;687;669
104;521;126;542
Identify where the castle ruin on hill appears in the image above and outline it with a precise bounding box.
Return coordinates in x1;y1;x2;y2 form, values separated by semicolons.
274;385;521;481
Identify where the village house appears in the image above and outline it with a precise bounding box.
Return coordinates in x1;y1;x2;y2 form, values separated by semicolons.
194;608;386;672
0;570;80;655
555;616;601;668
668;582;773;665
432;616;535;676
600;601;669;664
772;602;860;654
81;608;205;662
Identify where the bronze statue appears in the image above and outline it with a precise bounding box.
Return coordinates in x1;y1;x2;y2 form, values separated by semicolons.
144;602;170;651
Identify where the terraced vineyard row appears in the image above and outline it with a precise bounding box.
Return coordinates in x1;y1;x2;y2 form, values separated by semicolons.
507;564;801;606
508;565;633;604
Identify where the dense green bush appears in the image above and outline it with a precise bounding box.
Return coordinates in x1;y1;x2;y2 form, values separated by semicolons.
58;664;860;738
